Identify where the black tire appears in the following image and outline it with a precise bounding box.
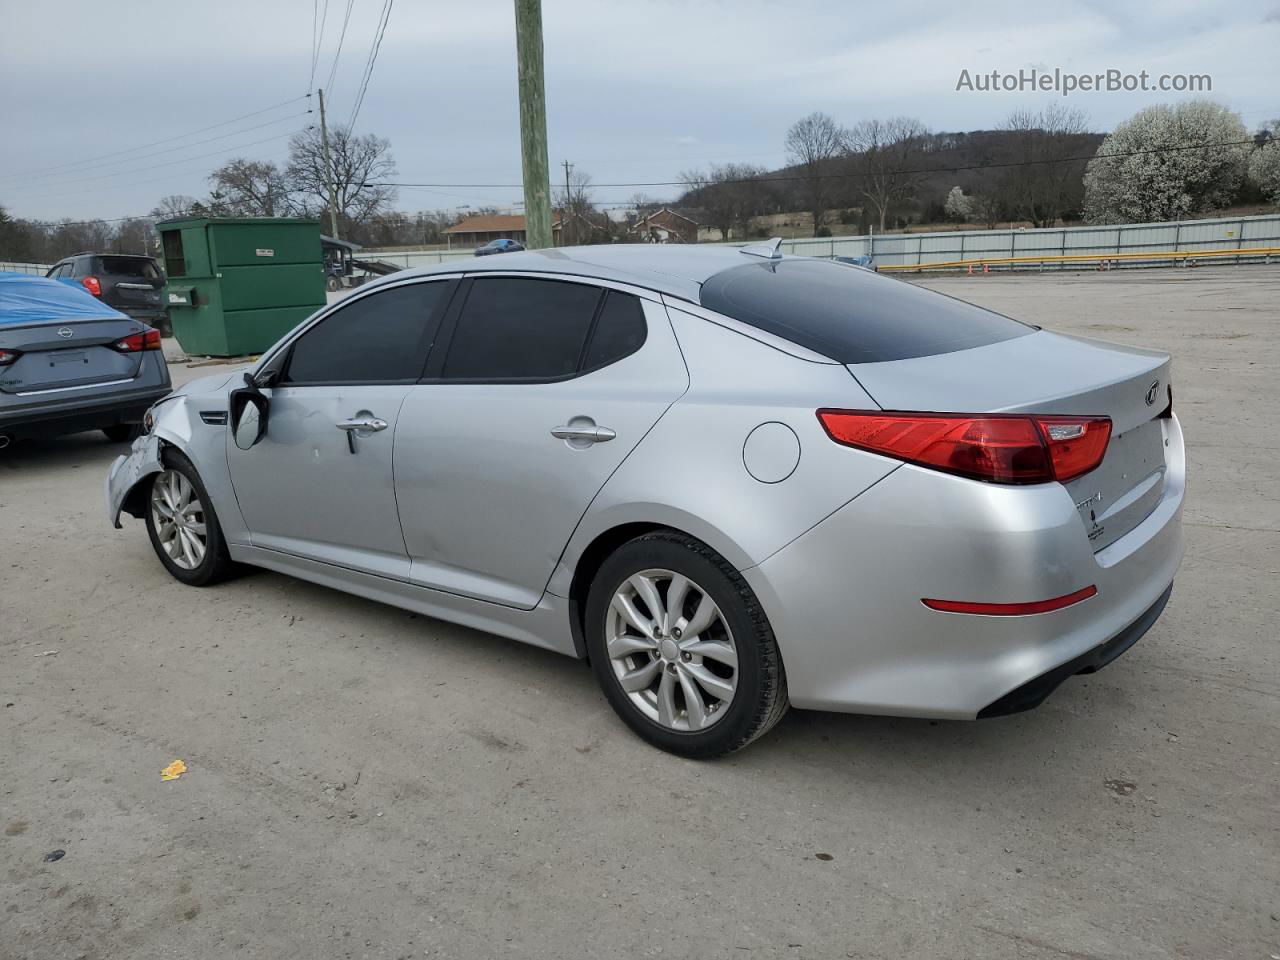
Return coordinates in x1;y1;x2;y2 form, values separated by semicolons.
144;450;237;587
103;423;142;443
585;530;788;758
325;276;342;292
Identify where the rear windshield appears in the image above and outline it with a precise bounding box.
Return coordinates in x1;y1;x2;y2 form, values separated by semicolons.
699;259;1033;364
97;256;159;279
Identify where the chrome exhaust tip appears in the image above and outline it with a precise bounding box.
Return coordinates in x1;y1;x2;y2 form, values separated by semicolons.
0;434;12;449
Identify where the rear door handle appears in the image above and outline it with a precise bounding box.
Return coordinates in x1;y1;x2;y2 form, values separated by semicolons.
551;424;616;444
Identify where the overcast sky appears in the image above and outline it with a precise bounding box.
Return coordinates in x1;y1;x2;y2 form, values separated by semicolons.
2;0;1277;222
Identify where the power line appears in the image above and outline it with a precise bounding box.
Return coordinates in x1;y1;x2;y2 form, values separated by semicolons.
324;0;358;94
16;130;304;200
347;0;394;131
12;112;312;189
310;0;331;92
0;95;310;183
373;137;1265;191
12;134;1268;228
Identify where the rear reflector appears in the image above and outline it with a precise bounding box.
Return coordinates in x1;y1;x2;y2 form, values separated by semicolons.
817;410;1111;485
110;328;163;353
922;585;1098;616
81;276;102;297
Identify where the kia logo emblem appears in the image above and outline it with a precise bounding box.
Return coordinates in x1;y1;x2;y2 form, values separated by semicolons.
1144;380;1161;406
57;327;74;339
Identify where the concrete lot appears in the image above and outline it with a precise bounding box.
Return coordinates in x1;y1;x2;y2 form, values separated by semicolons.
2;266;1278;959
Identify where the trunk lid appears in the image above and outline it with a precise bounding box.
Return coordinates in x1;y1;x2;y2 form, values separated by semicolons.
95;256;165;312
848;330;1172;550
0;318;145;394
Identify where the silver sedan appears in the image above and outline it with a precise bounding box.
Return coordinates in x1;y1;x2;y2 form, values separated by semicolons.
106;241;1184;756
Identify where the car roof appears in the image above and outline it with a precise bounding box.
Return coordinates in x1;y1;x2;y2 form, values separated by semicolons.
390;243;762;302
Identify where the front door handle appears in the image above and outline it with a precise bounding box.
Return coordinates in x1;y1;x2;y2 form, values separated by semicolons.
551;423;616;444
335;414;388;453
336;416;388;433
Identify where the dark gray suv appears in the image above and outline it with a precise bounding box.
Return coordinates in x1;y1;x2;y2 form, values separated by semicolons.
46;253;167;329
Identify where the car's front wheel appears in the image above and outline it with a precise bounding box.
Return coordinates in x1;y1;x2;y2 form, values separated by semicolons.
144;452;236;586
585;530;788;758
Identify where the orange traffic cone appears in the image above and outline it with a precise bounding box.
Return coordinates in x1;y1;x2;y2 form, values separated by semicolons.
966;264;973;275
982;263;989;274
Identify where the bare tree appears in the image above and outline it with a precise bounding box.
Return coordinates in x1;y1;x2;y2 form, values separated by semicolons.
554;168;597;245
680;164;772;241
286;125;397;233
785;112;843;236
208;159;293;217
843;117;931;231
997;104;1092;227
150;195;198;220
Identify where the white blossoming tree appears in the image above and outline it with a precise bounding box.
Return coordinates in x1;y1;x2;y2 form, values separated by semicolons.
1249;119;1280;207
1083;101;1250;224
944;186;974;222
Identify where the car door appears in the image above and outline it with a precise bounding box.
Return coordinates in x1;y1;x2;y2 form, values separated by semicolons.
227;278;456;580
394;275;689;609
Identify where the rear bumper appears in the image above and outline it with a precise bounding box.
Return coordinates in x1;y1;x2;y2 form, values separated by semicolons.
743;414;1185;719
0;366;171;440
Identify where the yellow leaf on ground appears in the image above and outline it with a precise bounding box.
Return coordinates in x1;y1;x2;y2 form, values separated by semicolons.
160;759;187;781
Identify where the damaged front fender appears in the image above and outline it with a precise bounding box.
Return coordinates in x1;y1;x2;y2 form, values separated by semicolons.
104;432;164;529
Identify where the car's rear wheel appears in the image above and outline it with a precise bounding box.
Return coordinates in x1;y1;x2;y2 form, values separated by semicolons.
144;452;236;586
585;530;788;758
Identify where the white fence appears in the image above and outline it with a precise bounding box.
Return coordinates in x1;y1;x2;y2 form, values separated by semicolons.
0;261;51;275
769;213;1280;270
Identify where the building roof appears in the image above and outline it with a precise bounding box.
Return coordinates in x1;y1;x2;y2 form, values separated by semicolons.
444;214;528;235
362;243;772;303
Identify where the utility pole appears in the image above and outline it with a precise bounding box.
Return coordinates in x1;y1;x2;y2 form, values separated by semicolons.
561;159;573;246
513;0;552;250
317;88;340;241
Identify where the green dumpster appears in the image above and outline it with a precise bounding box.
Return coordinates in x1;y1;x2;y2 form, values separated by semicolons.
156;217;326;357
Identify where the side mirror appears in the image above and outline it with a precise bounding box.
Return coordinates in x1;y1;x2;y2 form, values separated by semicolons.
230;372;269;450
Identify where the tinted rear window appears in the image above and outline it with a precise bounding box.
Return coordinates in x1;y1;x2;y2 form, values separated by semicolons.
98;257;159;279
699;259;1033;364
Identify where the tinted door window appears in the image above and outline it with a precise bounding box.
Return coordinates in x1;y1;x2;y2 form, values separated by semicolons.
699;259;1033;364
284;281;453;384
441;277;602;380
583;291;647;370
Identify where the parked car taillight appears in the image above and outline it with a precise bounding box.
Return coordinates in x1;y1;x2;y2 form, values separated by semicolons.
81;276;102;297
816;410;1111;485
0;348;20;366
110;329;163;353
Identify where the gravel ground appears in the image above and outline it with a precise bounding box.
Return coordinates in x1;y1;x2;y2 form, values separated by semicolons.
2;266;1278;960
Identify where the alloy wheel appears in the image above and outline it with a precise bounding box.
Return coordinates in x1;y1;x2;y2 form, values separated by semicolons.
150;469;207;571
606;569;738;731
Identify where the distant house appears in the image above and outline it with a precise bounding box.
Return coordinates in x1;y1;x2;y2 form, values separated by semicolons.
629;208;700;244
444;212;610;249
444;214;532;248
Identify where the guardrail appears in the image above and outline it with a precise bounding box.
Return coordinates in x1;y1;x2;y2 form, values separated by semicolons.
0;261;51;275
878;246;1280;273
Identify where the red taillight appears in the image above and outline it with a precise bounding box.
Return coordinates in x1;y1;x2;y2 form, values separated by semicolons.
817;410;1111;485
111;328;162;353
0;348;20;366
922;585;1098;616
81;276;102;297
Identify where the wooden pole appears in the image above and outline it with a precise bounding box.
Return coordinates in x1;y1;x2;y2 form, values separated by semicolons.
317;88;340;241
514;0;552;249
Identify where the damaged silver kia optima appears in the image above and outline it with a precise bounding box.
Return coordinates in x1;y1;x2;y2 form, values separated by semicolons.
106;242;1183;757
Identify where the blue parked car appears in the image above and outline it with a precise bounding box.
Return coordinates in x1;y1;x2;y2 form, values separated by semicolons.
474;238;525;257
0;274;171;447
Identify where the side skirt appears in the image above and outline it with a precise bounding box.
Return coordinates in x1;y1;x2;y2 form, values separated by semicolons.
229;544;580;658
